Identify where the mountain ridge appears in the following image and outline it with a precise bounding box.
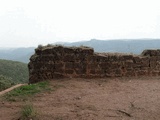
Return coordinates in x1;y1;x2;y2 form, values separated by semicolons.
1;39;160;63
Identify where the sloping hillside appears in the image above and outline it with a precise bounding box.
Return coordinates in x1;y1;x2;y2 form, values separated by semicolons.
0;59;28;84
0;47;34;63
0;75;14;91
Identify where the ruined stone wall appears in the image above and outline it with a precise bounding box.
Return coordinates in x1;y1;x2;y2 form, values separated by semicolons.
28;45;160;83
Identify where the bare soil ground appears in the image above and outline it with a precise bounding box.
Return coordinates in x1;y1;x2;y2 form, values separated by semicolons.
1;77;160;120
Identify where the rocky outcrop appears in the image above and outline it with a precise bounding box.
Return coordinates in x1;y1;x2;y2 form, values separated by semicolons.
28;45;160;83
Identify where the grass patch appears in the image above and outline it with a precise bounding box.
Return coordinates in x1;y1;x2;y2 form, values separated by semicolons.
20;104;37;120
3;81;51;101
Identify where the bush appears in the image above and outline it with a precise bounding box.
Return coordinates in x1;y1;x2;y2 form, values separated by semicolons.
21;104;37;120
0;59;28;83
0;75;15;91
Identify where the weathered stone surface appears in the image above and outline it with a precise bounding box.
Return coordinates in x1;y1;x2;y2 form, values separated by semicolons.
141;49;160;56
28;45;160;83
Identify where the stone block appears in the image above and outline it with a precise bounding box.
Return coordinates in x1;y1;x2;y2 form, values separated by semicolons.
75;69;86;74
65;62;74;69
125;71;136;76
41;48;54;55
150;61;156;68
53;72;65;78
81;48;94;55
64;54;75;62
63;47;75;54
55;63;64;69
141;49;160;56
89;69;96;74
88;63;98;69
115;69;122;75
99;62;110;69
133;56;141;63
35;48;42;55
52;46;64;54
136;70;148;76
122;55;133;60
93;55;108;62
74;62;82;68
65;69;74;74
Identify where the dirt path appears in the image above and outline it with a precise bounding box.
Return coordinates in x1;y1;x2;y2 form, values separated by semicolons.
0;84;27;96
1;77;160;120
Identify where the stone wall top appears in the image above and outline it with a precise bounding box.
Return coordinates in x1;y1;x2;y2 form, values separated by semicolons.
141;49;160;56
35;45;94;55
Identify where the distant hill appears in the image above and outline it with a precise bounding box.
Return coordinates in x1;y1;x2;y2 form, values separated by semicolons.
63;39;160;54
1;39;160;63
0;47;35;63
0;59;28;83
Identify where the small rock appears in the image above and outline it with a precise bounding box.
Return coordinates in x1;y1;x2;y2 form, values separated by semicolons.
75;96;81;100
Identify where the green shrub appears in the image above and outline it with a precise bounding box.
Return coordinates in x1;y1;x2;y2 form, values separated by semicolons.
21;104;37;120
0;75;15;91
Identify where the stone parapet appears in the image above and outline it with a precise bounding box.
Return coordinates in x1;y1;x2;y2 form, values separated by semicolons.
28;45;160;83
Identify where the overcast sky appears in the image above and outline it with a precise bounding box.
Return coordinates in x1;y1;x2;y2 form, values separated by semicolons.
0;0;160;47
